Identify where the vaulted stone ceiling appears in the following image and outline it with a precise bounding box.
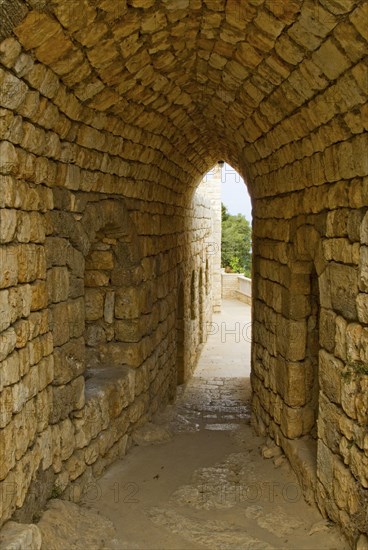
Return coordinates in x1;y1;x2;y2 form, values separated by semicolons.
4;0;368;195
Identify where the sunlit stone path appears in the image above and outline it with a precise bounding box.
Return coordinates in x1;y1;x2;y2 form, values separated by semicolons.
77;301;348;550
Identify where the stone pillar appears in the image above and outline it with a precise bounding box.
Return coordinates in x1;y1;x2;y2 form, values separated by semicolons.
197;164;222;313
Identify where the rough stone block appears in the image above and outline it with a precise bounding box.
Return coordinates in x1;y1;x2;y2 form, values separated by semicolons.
346;323;362;362
0;349;21;391
46;267;69;303
115;287;144;319
9;285;32;325
53;338;85;385
85;250;113;271
0;327;17;363
66;247;84;277
359;246;368;293
50;376;85;423
18;245;46;284
319;308;336;353
85;270;109;287
50;302;70;347
68;298;85;338
0;521;41;549
0;245;18;288
319;349;342;405
329;262;358;320
30;280;48;312
0;69;27;110
280;404;303;438
313;38;351;80
341;376;358;420
275;358;309;407
317;439;334;490
99;342;142;368
0;209;17;243
350;2;368;40
335;315;347;360
0;38;22;68
276;317;307;361
85;288;104;321
115;318;144;343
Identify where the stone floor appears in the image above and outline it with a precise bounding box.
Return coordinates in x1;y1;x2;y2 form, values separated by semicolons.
3;300;349;549
76;300;348;550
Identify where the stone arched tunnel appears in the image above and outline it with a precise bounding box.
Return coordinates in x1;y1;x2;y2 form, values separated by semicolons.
0;0;367;547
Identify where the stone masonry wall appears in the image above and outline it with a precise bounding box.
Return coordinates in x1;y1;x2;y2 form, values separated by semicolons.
222;272;239;299
0;40;215;525
0;0;367;545
196;165;222;313
246;24;368;542
184;176;221;379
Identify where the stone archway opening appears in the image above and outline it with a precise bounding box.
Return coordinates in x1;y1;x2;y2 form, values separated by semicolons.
197;162;253;379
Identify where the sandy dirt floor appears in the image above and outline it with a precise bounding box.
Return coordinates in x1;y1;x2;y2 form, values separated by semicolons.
78;300;348;550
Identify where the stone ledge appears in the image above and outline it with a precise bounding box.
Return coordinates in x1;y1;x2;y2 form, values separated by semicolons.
235;290;252;305
83;365;136;418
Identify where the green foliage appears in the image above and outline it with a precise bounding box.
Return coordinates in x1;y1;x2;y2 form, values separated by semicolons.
221;203;252;274
229;256;242;273
221;203;229;221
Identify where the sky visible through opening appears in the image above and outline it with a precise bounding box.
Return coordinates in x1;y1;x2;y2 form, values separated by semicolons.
203;163;252;222
220;163;252;222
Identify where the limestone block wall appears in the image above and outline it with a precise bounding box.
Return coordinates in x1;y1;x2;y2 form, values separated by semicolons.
222;273;252;305
0;37;215;525
247;55;368;550
221;272;239;299
183;185;218;380
196;166;222;313
0;0;367;545
251;207;368;542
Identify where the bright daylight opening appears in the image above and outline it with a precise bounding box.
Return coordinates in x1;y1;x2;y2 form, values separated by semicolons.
196;162;253;379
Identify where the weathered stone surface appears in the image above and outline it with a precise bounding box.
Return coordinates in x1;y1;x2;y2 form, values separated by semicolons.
313;39;351;80
37;499;115;550
329;263;358;320
50;375;85;423
359;246;368;292
85;288;104;321
276;317;307;362
335;315;347;361
53;339;84;386
46;267;69;303
0;2;366;544
356;534;368;550
319;350;342;405
132;422;172;446
346;323;362;362
0;38;22;68
0;521;41;549
319;308;336;353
